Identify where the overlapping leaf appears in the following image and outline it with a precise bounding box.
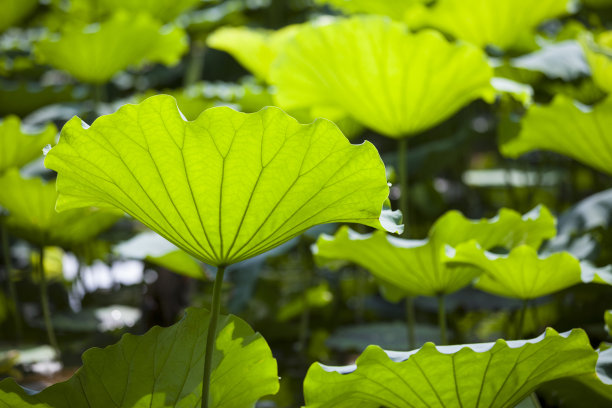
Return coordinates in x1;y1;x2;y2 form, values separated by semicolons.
34;12;188;84
0;116;56;174
303;328;597;408
313;207;555;298
0;169;121;248
270;16;494;138
422;0;574;50
581;32;612;93
0;308;279;407
501;95;612;175
44;95;398;267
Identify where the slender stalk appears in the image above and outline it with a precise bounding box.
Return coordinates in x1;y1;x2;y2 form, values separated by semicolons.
1;224;22;342
405;296;416;350
529;392;542;408
201;265;226;408
184;44;207;88
298;243;314;353
516;299;529;339
398;138;409;237
438;295;447;345
38;246;60;357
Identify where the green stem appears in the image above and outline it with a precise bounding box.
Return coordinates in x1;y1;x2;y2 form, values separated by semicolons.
298;244;314;354
398;138;409;237
201;265;226;408
1;224;22;343
38;246;60;357
184;44;207;88
438;295;447;345
529;392;542;408
517;299;528;339
405;296;416;350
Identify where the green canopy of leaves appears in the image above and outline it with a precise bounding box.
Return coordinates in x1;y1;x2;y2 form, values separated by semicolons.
0;169;121;248
34;12;188;84
303;328;597;408
0;116;56;174
501;95;612;175
0;308;279;407
270;16;494;138
0;0;38;32
44;95;399;267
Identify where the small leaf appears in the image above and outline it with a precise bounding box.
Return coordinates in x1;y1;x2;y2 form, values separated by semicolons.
270;16;494;138
502;95;612;175
0;169;121;248
34;12;188;84
304;328;598;408
44;95;398;267
0;307;279;407
0;116;56;174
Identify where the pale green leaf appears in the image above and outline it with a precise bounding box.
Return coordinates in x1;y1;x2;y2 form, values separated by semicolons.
270;16;494;138
581;32;612;93
68;0;202;22
304;328;597;408
0;307;279;407
34;12;188;84
0;0;38;32
0;169;121;248
44;95;398;267
446;243;582;300
606;310;612;336
314;0;429;21
423;0;574;50
501;95;612;175
0;116;56;174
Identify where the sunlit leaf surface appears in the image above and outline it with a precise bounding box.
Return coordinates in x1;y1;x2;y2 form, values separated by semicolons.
45;95;398;267
314;0;428;21
34;12;188;84
0;169;121;248
0;116;56;174
423;0;574;50
304;328;597;408
0;308;279;407
0;0;38;32
582;32;612;93
501;95;612;175
69;0;203;22
270;16;494;138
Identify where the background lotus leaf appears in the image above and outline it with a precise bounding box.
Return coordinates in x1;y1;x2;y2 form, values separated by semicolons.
0;116;56;174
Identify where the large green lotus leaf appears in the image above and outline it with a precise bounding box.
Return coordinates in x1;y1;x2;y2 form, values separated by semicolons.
303;328;597;408
422;0;574;50
67;0;202;22
314;0;428;21
0;116;56;174
446;243;582;300
270;16;494;138
0;307;279;407
34;12;188;84
0;0;38;32
44;95;398;267
207;25;300;81
501;95;612;175
0;169;121;248
581;32;612;94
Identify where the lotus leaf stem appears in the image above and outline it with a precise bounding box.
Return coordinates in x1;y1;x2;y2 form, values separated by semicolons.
202;265;226;408
438;295;447;345
38;246;60;357
1;224;22;343
406;296;416;349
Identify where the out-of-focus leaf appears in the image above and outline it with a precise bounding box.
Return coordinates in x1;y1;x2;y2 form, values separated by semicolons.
0;116;56;174
276;282;333;322
0;308;279;407
582;32;612;93
422;0;574;50
34;12;188;84
67;0;203;22
45;95;400;267
605;310;612;336
0;81;87;118
0;169;121;248
304;328;597;408
491;77;534;106
501;95;612;175
270;16;494;138
0;0;38;32
314;0;429;21
510;40;590;81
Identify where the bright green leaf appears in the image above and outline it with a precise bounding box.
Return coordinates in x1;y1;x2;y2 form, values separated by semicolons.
44;95;398;267
68;0;202;22
581;32;612;94
0;169;121;248
314;0;429;21
501;95;612;175
446;243;582;299
0;307;279;407
0;0;38;32
303;328;597;408
34;12;188;84
423;0;574;50
606;310;612;336
276;282;333;322
270;16;494;138
0;116;56;174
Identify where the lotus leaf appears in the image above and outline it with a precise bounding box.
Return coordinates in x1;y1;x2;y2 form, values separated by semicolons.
270;16;494;138
0;308;279;407
0;0;38;32
0;116;56;174
581;32;612;93
501;95;612;175
304;328;597;408
34;12;188;84
423;0;574;50
446;243;582;299
68;0;202;22
0;169;121;248
314;0;428;21
44;95;399;267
